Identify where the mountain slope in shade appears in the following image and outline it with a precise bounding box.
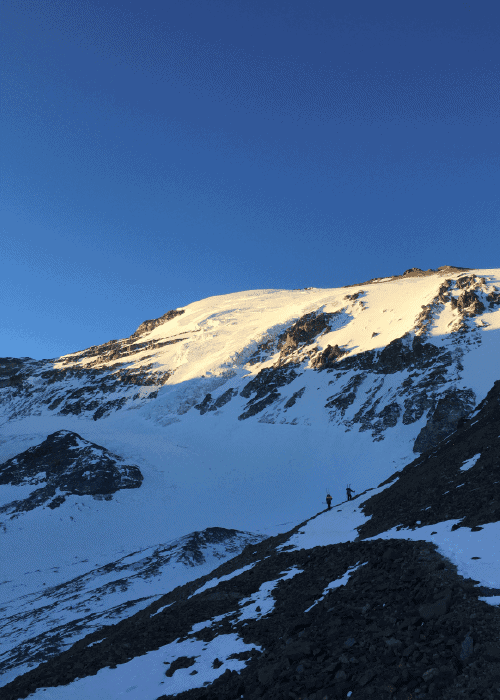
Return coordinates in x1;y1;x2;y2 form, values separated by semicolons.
1;376;500;700
0;527;265;688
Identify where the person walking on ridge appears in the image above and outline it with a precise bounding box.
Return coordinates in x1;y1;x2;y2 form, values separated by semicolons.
346;486;355;501
326;493;332;510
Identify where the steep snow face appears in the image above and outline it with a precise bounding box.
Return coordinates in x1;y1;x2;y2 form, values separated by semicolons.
1;268;499;431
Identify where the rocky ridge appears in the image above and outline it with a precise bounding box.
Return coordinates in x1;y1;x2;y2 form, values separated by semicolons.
0;527;266;685
0;430;143;521
0;308;187;423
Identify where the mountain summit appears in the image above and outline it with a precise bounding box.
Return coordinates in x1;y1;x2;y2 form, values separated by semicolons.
1;267;500;699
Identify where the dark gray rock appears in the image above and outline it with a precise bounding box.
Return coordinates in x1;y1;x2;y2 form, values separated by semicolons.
0;527;267;682
377;401;401;429
245;308;351;368
456;289;485;317
238;366;300;420
5;532;500;700
92;397;128;420
356;378;500;540
275;309;351;366
325;373;365;417
402;390;435;425
413;388;476;453
284;387;305;409
238;389;282;421
0;430;143;518
131;308;185;338
194;388;238;415
342;265;471;289
310;344;348;370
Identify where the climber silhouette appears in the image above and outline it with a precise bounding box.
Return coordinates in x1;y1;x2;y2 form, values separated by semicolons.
326;493;332;510
346;486;355;501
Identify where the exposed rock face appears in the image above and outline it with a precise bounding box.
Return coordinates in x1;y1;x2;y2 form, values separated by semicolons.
238;366;301;420
236;309;354;420
246;309;351;369
194;388;238;415
0;314;187;421
0;356;173;421
131;308;185;338
0;431;143;521
317;333;457;444
357;378;500;539
413;388;476;454
284;386;305;409
60;337;183;367
10;537;500;700
342;265;471;289
275;310;336;365
325;374;366;417
310;344;348;370
486;289;500;308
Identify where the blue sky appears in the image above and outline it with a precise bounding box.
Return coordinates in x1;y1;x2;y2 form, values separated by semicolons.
2;0;499;361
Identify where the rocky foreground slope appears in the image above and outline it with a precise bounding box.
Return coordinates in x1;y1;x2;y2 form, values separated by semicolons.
2;378;500;700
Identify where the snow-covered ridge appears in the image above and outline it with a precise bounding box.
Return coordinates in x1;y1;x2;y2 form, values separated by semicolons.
1;268;499;435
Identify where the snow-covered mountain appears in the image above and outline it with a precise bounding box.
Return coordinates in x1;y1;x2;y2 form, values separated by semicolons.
1;265;500;700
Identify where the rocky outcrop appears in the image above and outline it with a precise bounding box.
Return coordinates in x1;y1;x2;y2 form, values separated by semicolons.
131;308;185;338
194;388;238;415
0;431;143;520
413;388;476;454
284;387;305;409
343;290;366;301
59;333;187;367
342;265;471;289
319;335;456;439
0;353;174;423
325;374;366;418
414;280;454;336
356;379;500;539
246;309;352;369
486;289;500;309
238;366;301;420
271;309;351;367
310;344;349;370
456;289;485;318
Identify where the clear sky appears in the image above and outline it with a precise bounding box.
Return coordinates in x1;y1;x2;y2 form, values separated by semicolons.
1;0;499;361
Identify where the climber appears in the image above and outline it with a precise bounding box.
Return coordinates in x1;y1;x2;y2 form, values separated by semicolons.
326;493;332;510
346;486;355;501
